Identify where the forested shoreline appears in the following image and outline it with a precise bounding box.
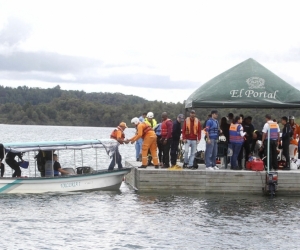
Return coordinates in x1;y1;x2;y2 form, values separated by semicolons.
0;85;299;129
0;85;185;126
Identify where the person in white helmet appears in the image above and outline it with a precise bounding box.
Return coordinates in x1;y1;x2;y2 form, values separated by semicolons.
145;112;157;128
127;117;159;168
144;112;157;166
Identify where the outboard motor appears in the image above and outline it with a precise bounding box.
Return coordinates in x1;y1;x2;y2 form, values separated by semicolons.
265;172;278;197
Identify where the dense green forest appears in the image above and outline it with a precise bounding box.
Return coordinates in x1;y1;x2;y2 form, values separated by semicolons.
0;85;185;126
0;85;299;129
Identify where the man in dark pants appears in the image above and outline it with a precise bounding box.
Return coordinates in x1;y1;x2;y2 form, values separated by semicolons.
262;114;280;171
160;112;173;168
239;116;254;169
170;114;184;169
109;122;129;170
281;116;291;170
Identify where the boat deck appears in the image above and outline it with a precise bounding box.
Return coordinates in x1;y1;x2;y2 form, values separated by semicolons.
125;161;300;195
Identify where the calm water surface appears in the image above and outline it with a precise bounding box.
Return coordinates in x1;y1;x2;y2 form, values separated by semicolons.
1;125;300;249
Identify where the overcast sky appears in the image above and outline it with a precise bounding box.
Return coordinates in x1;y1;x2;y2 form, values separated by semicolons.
0;0;300;103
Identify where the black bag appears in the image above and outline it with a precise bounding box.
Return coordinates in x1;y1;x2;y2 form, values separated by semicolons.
194;150;205;164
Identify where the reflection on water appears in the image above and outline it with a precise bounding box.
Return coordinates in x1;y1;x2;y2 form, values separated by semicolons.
1;125;300;249
1;184;300;249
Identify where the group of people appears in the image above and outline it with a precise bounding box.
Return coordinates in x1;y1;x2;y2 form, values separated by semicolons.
109;110;300;172
109;110;202;170
218;112;300;171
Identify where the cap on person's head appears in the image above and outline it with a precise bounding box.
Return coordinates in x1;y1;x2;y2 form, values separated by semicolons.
211;110;218;115
265;114;271;119
190;110;195;113
119;122;128;128
177;114;184;121
289;115;295;120
228;113;234;118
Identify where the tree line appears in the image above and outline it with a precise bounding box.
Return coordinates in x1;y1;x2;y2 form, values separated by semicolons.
0;85;299;129
0;85;185;126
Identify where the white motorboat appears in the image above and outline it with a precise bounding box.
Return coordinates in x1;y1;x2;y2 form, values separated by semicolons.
0;139;131;194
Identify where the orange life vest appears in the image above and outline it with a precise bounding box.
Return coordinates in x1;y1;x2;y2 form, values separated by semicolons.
141;122;153;136
110;126;125;140
185;117;199;135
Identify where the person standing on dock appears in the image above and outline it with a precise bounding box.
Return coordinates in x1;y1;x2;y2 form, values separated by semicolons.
229;116;246;170
160;112;173;168
170;114;185;169
261;114;280;170
205;110;220;170
108;122;129;170
281;116;291;170
135;113;147;161
145;112;157;166
289;116;299;159
182;110;201;169
128;117;159;169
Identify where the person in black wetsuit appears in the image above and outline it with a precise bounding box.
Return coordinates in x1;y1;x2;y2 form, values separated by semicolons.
5;151;23;177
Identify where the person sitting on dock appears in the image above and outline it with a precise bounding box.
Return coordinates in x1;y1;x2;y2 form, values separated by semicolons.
108;122;129;170
53;154;70;176
5;151;24;177
128;117;159;169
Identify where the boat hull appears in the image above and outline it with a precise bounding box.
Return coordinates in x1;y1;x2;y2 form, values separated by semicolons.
0;168;131;194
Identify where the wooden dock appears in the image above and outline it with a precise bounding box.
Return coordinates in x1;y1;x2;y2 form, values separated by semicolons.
125;161;300;195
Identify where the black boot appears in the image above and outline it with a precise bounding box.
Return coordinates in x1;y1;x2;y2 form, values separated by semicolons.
138;165;147;169
238;159;242;170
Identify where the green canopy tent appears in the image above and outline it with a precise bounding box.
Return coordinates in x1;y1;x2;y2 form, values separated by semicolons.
185;58;300;109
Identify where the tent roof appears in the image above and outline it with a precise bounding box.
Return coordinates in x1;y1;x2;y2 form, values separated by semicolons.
185;58;300;109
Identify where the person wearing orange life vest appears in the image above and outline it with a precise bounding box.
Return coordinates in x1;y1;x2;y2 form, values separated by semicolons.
289;116;299;159
128;117;159;169
229;116;246;170
108;122;129;170
160;112;173;168
182;110;201;169
261;114;280;170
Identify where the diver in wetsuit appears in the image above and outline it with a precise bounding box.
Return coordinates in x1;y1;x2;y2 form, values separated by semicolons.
5;151;23;177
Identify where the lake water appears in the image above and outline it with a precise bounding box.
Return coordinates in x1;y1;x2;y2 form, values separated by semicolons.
0;125;300;249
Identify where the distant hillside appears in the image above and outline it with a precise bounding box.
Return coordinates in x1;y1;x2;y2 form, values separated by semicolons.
0;85;299;129
0;85;185;126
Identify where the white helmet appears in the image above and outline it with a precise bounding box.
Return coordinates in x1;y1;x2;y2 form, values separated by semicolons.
147;112;154;118
131;117;140;125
